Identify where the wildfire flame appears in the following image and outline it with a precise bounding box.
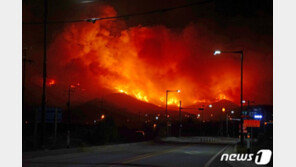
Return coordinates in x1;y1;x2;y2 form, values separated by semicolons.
47;5;270;107
47;79;56;87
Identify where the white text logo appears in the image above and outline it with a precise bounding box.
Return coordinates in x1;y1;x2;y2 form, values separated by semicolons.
220;149;272;165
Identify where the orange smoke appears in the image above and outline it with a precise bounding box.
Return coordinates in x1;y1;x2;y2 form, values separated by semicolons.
47;5;271;106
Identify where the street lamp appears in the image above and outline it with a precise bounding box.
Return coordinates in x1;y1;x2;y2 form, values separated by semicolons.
214;49;244;145
214;50;221;55
101;114;105;120
80;0;94;3
66;83;80;148
165;89;180;136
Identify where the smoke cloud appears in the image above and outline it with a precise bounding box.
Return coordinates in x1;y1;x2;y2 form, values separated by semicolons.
43;5;272;107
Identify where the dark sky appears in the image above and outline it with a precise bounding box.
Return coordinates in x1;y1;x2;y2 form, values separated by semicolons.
23;0;273;107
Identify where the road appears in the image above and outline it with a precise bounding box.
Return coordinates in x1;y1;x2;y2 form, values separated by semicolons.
23;142;229;167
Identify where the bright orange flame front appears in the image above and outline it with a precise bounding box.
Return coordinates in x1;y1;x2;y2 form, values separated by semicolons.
47;5;247;107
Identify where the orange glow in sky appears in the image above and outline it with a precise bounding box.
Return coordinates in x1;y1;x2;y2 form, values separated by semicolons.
46;5;272;106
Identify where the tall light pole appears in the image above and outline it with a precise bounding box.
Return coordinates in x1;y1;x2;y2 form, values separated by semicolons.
22;48;33;115
221;107;226;136
66;83;79;148
165;89;180;137
226;113;229;137
214;50;244;145
40;0;48;148
178;100;182;137
66;85;72;148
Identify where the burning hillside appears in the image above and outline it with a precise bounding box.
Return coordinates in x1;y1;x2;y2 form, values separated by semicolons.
44;5;272;107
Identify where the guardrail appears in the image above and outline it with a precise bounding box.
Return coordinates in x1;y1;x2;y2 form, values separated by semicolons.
161;137;239;145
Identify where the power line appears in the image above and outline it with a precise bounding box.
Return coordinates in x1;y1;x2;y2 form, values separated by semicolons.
23;0;213;25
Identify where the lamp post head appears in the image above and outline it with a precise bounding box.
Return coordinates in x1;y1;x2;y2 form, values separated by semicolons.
167;90;181;93
80;0;94;3
86;18;97;24
214;50;221;55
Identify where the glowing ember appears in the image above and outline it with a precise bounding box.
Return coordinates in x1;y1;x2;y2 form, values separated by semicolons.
47;79;56;87
70;83;80;89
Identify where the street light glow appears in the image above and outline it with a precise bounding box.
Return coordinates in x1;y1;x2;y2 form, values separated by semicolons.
231;110;235;114
209;104;212;108
177;90;181;93
101;114;105;120
214;50;221;55
254;114;263;119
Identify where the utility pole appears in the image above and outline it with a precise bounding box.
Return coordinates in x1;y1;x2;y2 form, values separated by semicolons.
202;108;204;122
247;100;255;151
199;106;205;135
23;48;33;128
100;97;105;120
67;85;71;148
53;108;58;145
247;100;255;115
165;90;168;137
33;108;38;148
247;100;250;111
178;101;182;137
240;51;244;146
164;90;180;137
220;112;223;136
202;110;204;135
22;48;33;110
40;0;48;148
226;114;229;137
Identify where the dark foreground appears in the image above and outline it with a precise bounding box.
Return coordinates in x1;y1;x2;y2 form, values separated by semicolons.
23;142;228;167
